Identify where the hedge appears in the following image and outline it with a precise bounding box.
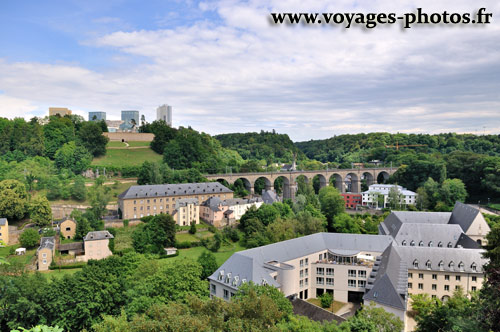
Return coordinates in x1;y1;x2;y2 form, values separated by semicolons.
49;262;87;270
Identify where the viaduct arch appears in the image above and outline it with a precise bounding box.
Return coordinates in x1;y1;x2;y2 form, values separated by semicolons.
206;167;397;200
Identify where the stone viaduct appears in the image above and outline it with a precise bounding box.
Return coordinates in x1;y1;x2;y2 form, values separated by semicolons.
205;167;398;200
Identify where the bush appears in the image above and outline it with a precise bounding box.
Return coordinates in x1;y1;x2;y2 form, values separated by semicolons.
123;219;129;227
49;262;87;270
320;292;333;309
189;221;197;235
208;225;217;233
19;228;40;248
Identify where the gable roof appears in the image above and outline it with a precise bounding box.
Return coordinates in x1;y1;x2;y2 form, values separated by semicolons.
393;223;464;248
118;182;232;200
449;202;481;232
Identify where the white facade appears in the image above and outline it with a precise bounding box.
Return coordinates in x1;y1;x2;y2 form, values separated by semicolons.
156;104;172;126
362;184;417;209
227;200;263;220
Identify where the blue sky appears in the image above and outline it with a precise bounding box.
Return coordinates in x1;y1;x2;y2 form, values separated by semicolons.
0;0;499;141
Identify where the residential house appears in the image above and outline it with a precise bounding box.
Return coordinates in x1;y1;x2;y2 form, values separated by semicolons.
200;197;263;227
82;231;114;261
172;198;199;226
362;184;417;209
37;236;56;271
58;218;77;239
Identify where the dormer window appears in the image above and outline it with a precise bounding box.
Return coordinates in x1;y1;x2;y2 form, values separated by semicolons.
232;276;239;286
438;261;444;270
419;241;424;247
410;241;415;247
402;240;407;246
426;260;431;269
471;263;477;272
262;279;268;286
438;242;443;247
449;261;454;269
225;272;232;283
428;241;433;247
413;260;419;268
218;271;224;281
458;262;464;271
447;242;453;248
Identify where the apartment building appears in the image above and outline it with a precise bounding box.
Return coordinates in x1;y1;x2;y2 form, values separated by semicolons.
211;202;489;332
341;193;362;209
362;184;417;208
172;198;199;226
0;218;8;245
49;107;72;117
200;197;263;227
89;111;106;121
118;182;233;220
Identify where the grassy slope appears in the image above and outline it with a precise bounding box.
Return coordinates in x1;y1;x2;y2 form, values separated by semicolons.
91;146;162;167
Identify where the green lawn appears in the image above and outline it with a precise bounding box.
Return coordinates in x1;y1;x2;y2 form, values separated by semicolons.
488;203;500;211
91;148;162;167
307;298;346;314
44;268;82;279
159;241;245;267
114;225;136;252
107;141;127;148
48;180;135;206
127;141;151;147
176;231;213;243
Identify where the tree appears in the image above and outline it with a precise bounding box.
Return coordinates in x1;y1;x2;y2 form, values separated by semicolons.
77;121;109;157
0;180;28;220
29;196;52;227
88;178;111;219
72;210;91;240
19;228;40;248
439;178;467;207
189;221;197;235
320;292;333;309
71;176;87;201
479;223;500;331
54;141;92;174
132;214;176;254
11;325;63;332
318;186;345;231
197;250;218;279
234;282;293;318
354;302;404;332
387;185;404;210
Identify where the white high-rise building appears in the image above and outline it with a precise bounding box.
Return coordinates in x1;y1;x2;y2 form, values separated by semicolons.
156;104;172;126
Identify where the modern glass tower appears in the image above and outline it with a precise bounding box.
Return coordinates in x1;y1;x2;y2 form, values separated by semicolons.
156;104;172;126
120;110;139;131
88;111;106;121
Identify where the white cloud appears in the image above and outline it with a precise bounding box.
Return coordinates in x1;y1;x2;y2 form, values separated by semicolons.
0;0;499;140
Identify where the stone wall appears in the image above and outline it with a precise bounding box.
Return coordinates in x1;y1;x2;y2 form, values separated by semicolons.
104;132;155;142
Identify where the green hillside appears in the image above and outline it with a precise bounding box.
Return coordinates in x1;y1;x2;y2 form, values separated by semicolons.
91;144;162;167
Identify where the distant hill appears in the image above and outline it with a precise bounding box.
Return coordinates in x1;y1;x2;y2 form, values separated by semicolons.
215;131;303;163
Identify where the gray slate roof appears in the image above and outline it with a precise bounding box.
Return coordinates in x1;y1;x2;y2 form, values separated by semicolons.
395;246;486;273
176;198;199;207
118;182;232;200
202;197;262;211
0;218;7;226
449;202;481;233
392;223;464;248
38;236;56;251
209;233;393;289
262;189;280;204
84;230;114;241
364;245;408;310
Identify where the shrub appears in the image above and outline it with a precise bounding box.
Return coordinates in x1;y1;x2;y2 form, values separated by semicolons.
123;219;129;227
19;228;40;248
49;262;87;270
320;292;333;309
189;221;197;235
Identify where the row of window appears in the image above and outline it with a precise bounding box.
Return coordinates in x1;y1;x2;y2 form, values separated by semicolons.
408;283;477;292
299;268;309;278
409;272;477;282
315;278;366;288
299;278;309;288
315;267;334;276
299;258;309;267
412;259;477;271
402;240;453;247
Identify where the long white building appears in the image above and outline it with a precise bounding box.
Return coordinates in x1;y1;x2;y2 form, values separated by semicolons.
362;184;417;208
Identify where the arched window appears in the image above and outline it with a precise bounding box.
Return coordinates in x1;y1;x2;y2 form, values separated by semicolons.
413;260;419;268
447;242;453;248
449;261;454;269
471;263;477;272
438;242;443;247
438;261;444;270
410;241;415;247
402;240;407;246
419;241;424;247
458;262;464;271
426;260;432;269
428;241;433;247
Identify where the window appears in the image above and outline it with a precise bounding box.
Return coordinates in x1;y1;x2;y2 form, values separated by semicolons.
426;260;432;269
326;268;334;276
432;274;437;280
305;258;309;265
458;262;464;271
316;267;324;275
456;276;461;281
42;259;47;264
410;241;415;246
419;241;424;247
472;276;477;282
402;240;407;246
358;270;366;278
147;199;150;204
316;277;324;285
348;279;356;288
438;261;444;270
326;278;334;286
305;268;309;276
408;272;413;278
445;275;450;281
42;253;47;258
438;241;443;247
455;285;460;290
134;200;137;204
449;261;454;269
211;284;216;294
223;289;229;300
444;285;450;291
471;263;477;272
408;282;413;289
300;259;304;267
418;283;424;290
447;242;453;248
413;260;419;268
300;280;304;288
348;269;357;277
419;273;424;279
358;280;366;288
300;270;304;278
432;284;437;290
305;278;308;286
65;227;71;231
319;254;323;260
472;286;477;291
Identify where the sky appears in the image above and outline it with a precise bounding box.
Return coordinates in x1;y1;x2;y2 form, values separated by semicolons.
0;0;499;141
